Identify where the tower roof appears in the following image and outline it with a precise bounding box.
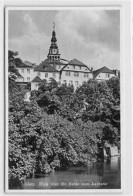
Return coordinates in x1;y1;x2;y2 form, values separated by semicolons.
51;30;57;42
47;23;60;62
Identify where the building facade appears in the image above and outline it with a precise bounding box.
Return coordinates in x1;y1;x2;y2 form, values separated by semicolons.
93;66;116;81
16;25;117;90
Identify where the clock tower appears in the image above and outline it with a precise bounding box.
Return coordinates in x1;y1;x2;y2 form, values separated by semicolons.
47;23;60;62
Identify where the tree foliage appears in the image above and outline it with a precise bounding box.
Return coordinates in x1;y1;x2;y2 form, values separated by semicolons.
8;51;120;189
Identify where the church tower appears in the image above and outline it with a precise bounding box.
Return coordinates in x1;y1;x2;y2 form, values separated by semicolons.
47;23;60;62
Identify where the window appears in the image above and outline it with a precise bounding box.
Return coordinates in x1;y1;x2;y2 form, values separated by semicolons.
69;81;73;85
74;72;79;77
75;81;79;87
106;73;110;78
84;73;89;78
35;84;38;89
45;73;48;78
73;65;75;69
27;69;30;74
37;72;41;77
65;71;71;76
21;69;24;74
27;77;30;82
53;73;56;78
22;77;24;82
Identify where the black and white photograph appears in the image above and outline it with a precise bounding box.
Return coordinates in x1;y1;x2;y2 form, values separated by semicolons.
6;6;122;192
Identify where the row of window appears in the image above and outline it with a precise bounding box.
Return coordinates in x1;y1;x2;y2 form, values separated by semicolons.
37;72;56;78
63;80;79;87
65;71;89;77
21;73;57;82
98;74;110;78
67;66;88;70
21;69;30;74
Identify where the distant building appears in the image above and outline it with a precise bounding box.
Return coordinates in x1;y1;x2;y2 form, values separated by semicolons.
93;66;116;81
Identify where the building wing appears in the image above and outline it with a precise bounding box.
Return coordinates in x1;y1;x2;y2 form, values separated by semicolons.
93;66;114;78
61;58;91;72
34;60;59;72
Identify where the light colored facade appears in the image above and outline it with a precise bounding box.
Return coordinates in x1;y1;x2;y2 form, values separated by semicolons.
16;66;35;82
60;58;93;88
93;66;116;82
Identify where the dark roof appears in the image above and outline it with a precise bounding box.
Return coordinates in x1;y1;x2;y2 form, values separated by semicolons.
93;66;114;78
61;58;91;71
24;61;34;67
34;60;59;72
16;62;33;68
69;58;87;66
31;76;42;83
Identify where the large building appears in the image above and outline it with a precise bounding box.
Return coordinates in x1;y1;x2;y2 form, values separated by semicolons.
16;24;117;90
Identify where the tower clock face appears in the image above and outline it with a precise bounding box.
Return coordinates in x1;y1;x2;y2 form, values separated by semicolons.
53;49;56;54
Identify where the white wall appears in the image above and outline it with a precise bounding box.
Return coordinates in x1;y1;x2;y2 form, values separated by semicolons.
95;73;116;81
60;71;93;88
60;64;93;88
35;71;60;82
16;67;36;82
16;67;60;82
31;82;39;91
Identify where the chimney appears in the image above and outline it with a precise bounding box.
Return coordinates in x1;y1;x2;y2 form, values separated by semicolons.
91;67;93;72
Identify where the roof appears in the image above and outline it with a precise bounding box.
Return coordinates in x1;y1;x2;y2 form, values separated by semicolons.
31;76;42;83
16;62;33;68
69;58;87;67
60;58;91;71
34;60;59;72
93;66;114;78
24;61;34;67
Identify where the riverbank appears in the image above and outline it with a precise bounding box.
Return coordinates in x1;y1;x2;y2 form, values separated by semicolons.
21;156;120;190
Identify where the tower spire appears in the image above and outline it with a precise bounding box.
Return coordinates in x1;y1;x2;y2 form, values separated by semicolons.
53;22;55;30
47;23;60;62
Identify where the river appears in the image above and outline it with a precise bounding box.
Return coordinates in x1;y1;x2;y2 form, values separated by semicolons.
23;156;120;189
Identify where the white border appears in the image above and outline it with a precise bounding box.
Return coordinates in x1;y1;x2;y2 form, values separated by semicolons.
2;1;132;196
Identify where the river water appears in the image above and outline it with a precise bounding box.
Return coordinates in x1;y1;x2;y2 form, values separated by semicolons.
23;156;120;189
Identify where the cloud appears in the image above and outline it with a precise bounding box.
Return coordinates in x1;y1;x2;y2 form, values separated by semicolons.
9;13;50;64
55;10;120;69
8;10;120;69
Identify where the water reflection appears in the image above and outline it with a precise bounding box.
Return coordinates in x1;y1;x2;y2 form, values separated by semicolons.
23;156;120;189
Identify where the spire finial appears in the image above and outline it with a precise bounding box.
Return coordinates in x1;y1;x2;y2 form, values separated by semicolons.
53;22;55;30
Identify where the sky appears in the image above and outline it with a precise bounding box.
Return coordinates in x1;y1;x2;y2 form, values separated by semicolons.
8;9;120;70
